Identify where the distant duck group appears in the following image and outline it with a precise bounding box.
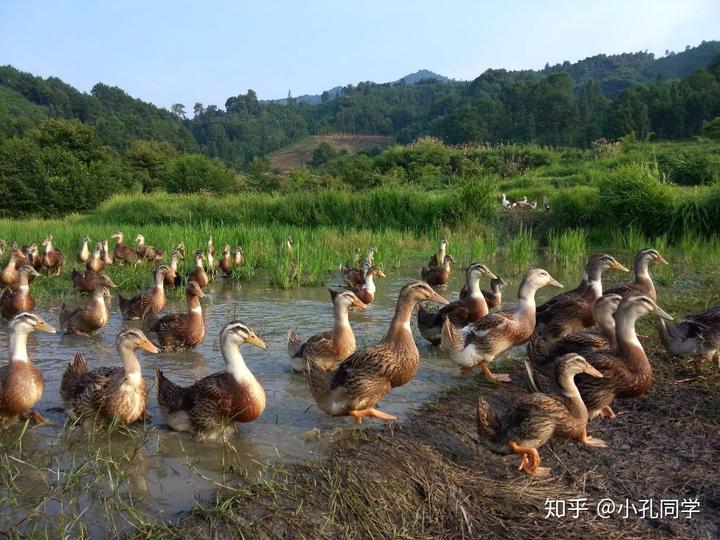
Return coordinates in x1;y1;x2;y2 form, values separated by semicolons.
502;194;550;212
0;231;716;478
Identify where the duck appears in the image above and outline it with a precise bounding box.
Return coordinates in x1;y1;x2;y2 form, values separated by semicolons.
219;244;232;276
14;244;31;269
164;250;183;289
342;245;377;285
135;234;165;262
111;231;140;265
59;274;117;336
25;244;43;273
604;248;668;301
459;275;507;308
101;239;114;265
143;279;206;351
206;236;217;274
157;321;267;440
40;235;63;276
0;247;22;287
501;194;511;208
527;293;623;369
421;255;454;286
516;199;537;210
77;236;91;263
71;268;103;294
0;313;57;426
186;250;208;288
119;265;170;320
532;254;628;344
287;290;367;372
527;294;673;419
418;263;497;345
440;268;563;382
427;238;448;268
307;281;448;424
543;198;551;213
477;353;606;477
0;266;40;320
658;305;720;369
60;329;159;430
341;266;386;304
233;247;245;269
0;240;5;258
86;242;105;273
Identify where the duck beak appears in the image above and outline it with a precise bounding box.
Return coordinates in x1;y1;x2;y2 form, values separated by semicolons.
499;277;508;286
429;290;450;305
657;255;669;265
36;320;57;334
584;365;603;378
377;270;387;278
198;289;206;298
654;305;674;321
139;338;160;354
612;261;630;272
352;298;368;310
549;277;564;288
486;270;498;280
246;334;267;349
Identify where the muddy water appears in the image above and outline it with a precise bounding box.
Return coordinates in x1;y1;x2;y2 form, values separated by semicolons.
0;257;660;534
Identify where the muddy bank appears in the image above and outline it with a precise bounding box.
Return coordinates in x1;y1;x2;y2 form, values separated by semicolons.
139;343;720;539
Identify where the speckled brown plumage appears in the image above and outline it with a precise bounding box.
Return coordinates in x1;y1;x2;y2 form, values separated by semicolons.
604;248;667;302
111;232;140;265
421;255;454;286
0;266;39;320
143;280;205;351
119;266;169;320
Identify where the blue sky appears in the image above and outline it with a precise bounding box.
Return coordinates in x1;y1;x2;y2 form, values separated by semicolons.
1;0;718;110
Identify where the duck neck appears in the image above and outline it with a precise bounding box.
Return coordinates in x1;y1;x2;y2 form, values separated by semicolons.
223;340;252;382
559;372;588;422
9;329;30;362
118;344;142;380
466;272;481;297
596;311;617;346
385;297;416;343
115;235;123;246
171;255;179;270
438;245;446;262
187;294;202;316
363;273;376;294
583;264;604;300
633;256;653;291
195;258;203;269
333;302;351;334
154;271;166;290
18;272;30;292
81;240;88;254
93;286;105;303
516;278;540;314
615;310;647;373
137;238;145;249
442;259;451;272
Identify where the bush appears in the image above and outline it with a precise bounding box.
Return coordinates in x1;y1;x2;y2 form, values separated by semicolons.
161;154;242;194
657;148;720;186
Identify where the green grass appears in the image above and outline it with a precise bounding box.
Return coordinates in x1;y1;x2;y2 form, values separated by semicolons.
547;228;588;266
505;226;538;270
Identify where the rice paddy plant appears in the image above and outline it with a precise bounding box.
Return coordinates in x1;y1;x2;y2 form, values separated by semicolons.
506;226;538;270
546;228;588;266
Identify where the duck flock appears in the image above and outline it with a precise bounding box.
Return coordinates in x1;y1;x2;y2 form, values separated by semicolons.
0;233;717;477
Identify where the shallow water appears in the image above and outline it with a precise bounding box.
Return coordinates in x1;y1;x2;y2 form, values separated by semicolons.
0;256;680;535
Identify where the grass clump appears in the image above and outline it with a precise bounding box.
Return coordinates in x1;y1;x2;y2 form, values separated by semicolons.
506;226;538;270
547;228;588;266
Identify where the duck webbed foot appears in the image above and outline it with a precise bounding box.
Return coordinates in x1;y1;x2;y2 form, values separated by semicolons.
23;409;49;425
580;431;608;448
481;362;511;383
599;405;616;419
509;442;549;476
349;408;397;425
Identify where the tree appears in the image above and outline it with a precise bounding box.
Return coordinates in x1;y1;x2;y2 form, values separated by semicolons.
193;102;204;116
170;103;186;119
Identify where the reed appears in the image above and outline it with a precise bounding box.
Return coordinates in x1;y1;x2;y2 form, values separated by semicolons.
546;228;588;266
505;226;538;270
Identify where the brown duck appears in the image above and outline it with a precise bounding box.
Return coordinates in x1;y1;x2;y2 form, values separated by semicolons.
187;250;208;288
77;236;91;263
604;248;668;301
143;279;206;351
341;266;385;304
59;274;117;335
85;242;105;273
61;329;159;429
40;235;64;276
477;354;606;477
111;231;140;265
417;263;497;345
0;313;57;426
427;238;448;268
0;247;22;287
421;255;454;286
287;290;367;372
119;265;170;320
164;249;183;289
307;282;448;424
527;294;673;419
440;269;563;382
157;321;267;440
135;234;165;262
0;265;40;320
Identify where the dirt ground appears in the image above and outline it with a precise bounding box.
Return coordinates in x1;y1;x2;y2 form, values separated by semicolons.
267;135;395;171
142;342;720;539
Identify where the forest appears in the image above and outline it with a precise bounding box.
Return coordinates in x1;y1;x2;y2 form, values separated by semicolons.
0;41;719;217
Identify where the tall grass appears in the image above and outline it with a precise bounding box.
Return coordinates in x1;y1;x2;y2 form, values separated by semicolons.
547;228;588;266
506;226;538;270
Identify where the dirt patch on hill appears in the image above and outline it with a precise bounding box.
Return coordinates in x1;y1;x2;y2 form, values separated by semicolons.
268;135;395;172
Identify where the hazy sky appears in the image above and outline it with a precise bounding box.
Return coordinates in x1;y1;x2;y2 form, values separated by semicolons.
1;0;718;110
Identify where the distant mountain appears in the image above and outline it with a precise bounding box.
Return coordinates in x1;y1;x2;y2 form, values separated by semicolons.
264;69;451;105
